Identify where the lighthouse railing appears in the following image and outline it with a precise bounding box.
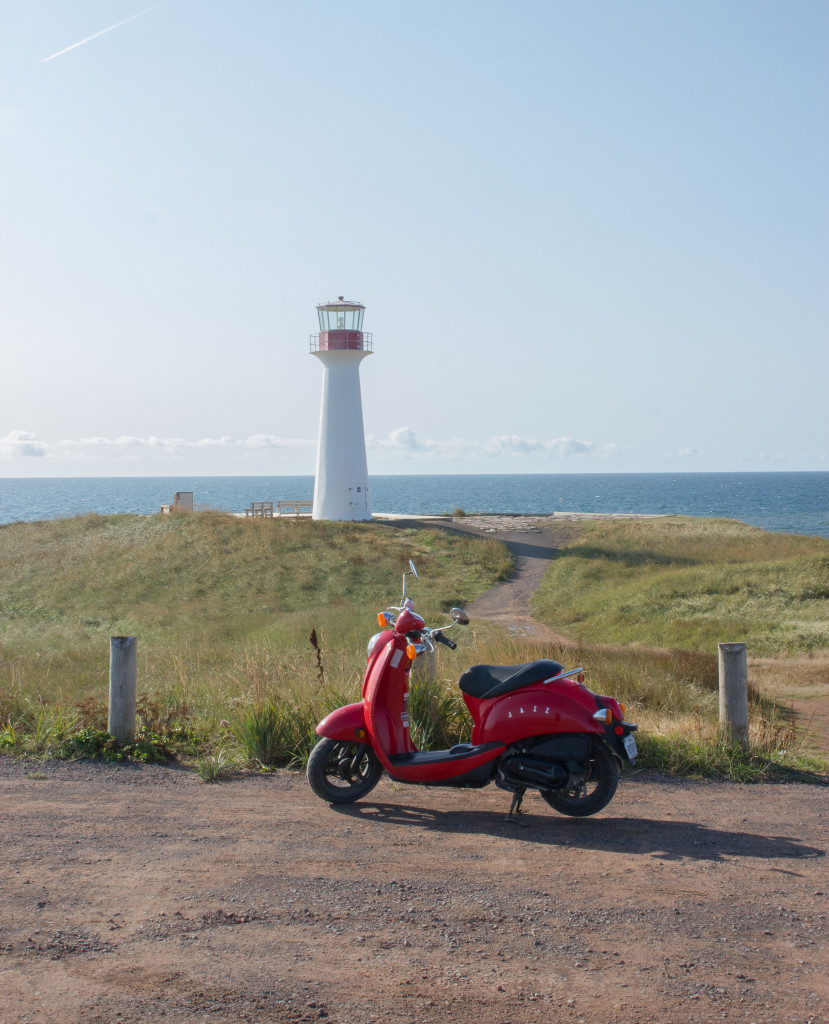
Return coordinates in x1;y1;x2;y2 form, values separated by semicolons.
309;333;373;353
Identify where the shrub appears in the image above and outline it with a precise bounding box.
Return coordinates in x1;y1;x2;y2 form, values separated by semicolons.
57;727;171;763
196;749;237;782
230;701;292;768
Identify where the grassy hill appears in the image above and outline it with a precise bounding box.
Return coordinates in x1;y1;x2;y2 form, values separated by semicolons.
532;517;829;657
0;512;508;747
0;511;824;781
0;511;509;657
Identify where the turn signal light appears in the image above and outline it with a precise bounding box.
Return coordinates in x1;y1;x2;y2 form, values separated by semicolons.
619;703;627;718
591;708;612;724
377;612;386;627
406;644;418;660
355;728;366;739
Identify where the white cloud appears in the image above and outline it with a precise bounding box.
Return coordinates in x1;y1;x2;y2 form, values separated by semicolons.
0;431;315;461
1;427;628;465
381;427;425;452
0;431;49;457
367;428;623;461
676;446;703;458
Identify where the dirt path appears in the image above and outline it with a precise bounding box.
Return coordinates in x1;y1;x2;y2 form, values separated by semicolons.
789;696;829;757
433;516;571;642
1;760;827;1024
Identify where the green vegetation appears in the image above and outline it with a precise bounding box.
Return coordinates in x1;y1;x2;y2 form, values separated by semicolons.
527;516;828;779
0;511;824;782
196;749;237;783
532;517;829;655
0;512;510;763
635;732;825;783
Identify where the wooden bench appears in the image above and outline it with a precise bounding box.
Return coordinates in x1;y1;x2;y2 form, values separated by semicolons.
244;501;274;518
275;499;313;517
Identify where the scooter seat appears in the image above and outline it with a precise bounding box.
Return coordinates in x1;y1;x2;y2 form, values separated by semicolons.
458;660;565;700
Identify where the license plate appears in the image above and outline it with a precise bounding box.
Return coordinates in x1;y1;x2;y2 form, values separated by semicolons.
623;734;638;759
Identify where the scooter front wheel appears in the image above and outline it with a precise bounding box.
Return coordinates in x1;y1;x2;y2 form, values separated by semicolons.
306;738;383;804
540;739;619;817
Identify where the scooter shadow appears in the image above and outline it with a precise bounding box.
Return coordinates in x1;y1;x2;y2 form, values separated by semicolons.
332;800;825;864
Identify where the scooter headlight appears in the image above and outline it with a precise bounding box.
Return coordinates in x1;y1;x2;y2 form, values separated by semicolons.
367;632;383;656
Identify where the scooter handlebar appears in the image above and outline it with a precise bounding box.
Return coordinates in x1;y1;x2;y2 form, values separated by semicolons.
431;630;457;651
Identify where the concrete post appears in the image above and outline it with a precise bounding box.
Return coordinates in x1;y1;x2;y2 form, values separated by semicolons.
718;642;749;746
108;637;137;744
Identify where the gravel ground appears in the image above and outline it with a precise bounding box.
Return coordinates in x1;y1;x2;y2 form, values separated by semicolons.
1;759;826;1024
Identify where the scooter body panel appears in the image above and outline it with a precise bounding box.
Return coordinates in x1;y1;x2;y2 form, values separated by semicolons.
467;679;604;747
386;741;505;783
363;631;416;771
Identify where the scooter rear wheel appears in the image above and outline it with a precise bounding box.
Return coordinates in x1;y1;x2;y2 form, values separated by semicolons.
307;738;383;803
540;739;619;817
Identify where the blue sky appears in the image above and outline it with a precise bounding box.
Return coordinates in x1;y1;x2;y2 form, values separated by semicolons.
1;0;826;476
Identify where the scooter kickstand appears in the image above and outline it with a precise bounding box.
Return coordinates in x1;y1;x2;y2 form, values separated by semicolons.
504;788;529;827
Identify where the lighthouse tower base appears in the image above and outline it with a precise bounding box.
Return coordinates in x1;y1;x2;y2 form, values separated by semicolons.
312;349;371;521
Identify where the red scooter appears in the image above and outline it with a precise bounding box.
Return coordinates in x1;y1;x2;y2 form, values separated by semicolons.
307;561;638;821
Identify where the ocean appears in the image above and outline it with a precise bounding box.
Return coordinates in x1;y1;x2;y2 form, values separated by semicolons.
1;473;827;538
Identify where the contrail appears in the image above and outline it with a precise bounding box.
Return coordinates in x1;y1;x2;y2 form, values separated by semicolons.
42;3;166;62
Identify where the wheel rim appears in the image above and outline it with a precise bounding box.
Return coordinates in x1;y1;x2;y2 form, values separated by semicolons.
326;743;372;790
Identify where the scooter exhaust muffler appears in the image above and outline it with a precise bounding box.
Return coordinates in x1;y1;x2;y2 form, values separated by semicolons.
503;755;569;789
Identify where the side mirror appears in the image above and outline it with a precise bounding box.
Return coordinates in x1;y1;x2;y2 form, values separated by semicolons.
402;560;419;602
450;608;470;625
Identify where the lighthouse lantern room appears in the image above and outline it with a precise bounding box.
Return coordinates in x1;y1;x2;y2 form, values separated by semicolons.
310;297;373;521
311;297;373;352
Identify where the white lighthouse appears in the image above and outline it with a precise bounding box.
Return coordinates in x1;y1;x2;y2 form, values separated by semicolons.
310;296;373;521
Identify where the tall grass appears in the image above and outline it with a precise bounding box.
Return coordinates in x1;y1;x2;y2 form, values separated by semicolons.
0;512;509;762
1;511;824;780
532;517;829;656
409;676;471;750
228;684;354;768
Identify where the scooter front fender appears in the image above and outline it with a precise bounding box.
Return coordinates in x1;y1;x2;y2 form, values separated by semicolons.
315;702;367;742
